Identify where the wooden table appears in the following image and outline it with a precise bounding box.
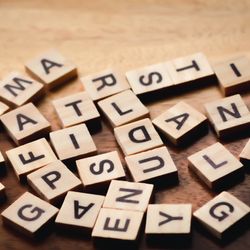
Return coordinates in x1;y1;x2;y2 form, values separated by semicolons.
0;0;249;249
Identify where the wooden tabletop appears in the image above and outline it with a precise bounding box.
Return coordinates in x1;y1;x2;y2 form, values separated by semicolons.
0;0;249;249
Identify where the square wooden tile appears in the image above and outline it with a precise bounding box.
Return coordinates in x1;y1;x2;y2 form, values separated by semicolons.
0;101;10;116
25;49;77;89
97;89;149;127
0;151;5;170
165;52;214;86
188;142;244;189
92;208;144;241
52;91;101;132
0;71;44;108
55;191;104;232
103;180;153;212
239;138;250;166
204;94;250;138
27;160;82;205
0;182;5;199
125;146;178;184
152;101;207;146
50;124;97;162
213;56;250;96
1;102;51;145
6;138;57;181
114;118;163;156
125;63;173;95
81;68;130;101
1;192;58;237
76;151;125;191
145;204;192;235
193;191;250;239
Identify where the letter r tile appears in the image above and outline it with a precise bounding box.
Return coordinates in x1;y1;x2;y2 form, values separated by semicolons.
193;191;250;239
114;118;163;156
188;142;244;190
1;192;58;237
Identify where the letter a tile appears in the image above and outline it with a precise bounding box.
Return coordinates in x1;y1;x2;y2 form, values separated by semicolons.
204;94;250;139
92;208;144;241
188;142;244;189
193;191;250;239
103;180;153;212
114;118;163;156
1;102;51;145
1;192;58;237
27;160;82;205
25;49;77;89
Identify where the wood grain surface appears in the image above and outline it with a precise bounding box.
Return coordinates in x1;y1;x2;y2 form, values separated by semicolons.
0;0;249;249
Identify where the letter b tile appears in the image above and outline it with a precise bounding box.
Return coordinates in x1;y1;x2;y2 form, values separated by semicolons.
1;192;58;237
193;191;250;239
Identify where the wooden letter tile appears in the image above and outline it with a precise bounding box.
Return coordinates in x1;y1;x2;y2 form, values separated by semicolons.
1;102;51;145
165;52;215;86
0;151;5;170
0;101;9;116
239;138;250;167
125;63;173;96
0;182;5;200
76;151;125;191
152;101;207;146
27;160;82;205
92;208;144;242
0;72;44;108
55;191;104;232
114;118;163;156
25;49;77;89
81;68;130;101
204;94;250;138
193;191;250;239
1;192;58;237
50;124;97;162
213;56;250;96
6;138;57;181
145;204;192;235
103;180;153;212
188;142;244;190
52;91;101;132
97;89;149;127
125;146;178;185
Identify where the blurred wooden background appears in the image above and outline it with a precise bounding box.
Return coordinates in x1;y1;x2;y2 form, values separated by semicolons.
0;0;249;249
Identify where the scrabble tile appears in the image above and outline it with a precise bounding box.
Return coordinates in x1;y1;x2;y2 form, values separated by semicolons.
55;191;104;232
125;146;178;184
213;56;250;96
92;208;144;241
98;90;149;128
81;68;130;101
204;94;250;138
6;138;57;181
165;52;214;86
103;180;153;212
52;91;101;132
114;118;163;156
193;191;250;239
239;138;250;166
152;101;207;146
145;204;192;235
0;151;5;169
0;182;5;200
0;101;9;116
1;102;51;145
125;63;173;96
188;142;244;189
1;192;58;237
27;160;82;205
50;124;97;162
25;49;77;89
76;151;125;191
0;72;44;108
